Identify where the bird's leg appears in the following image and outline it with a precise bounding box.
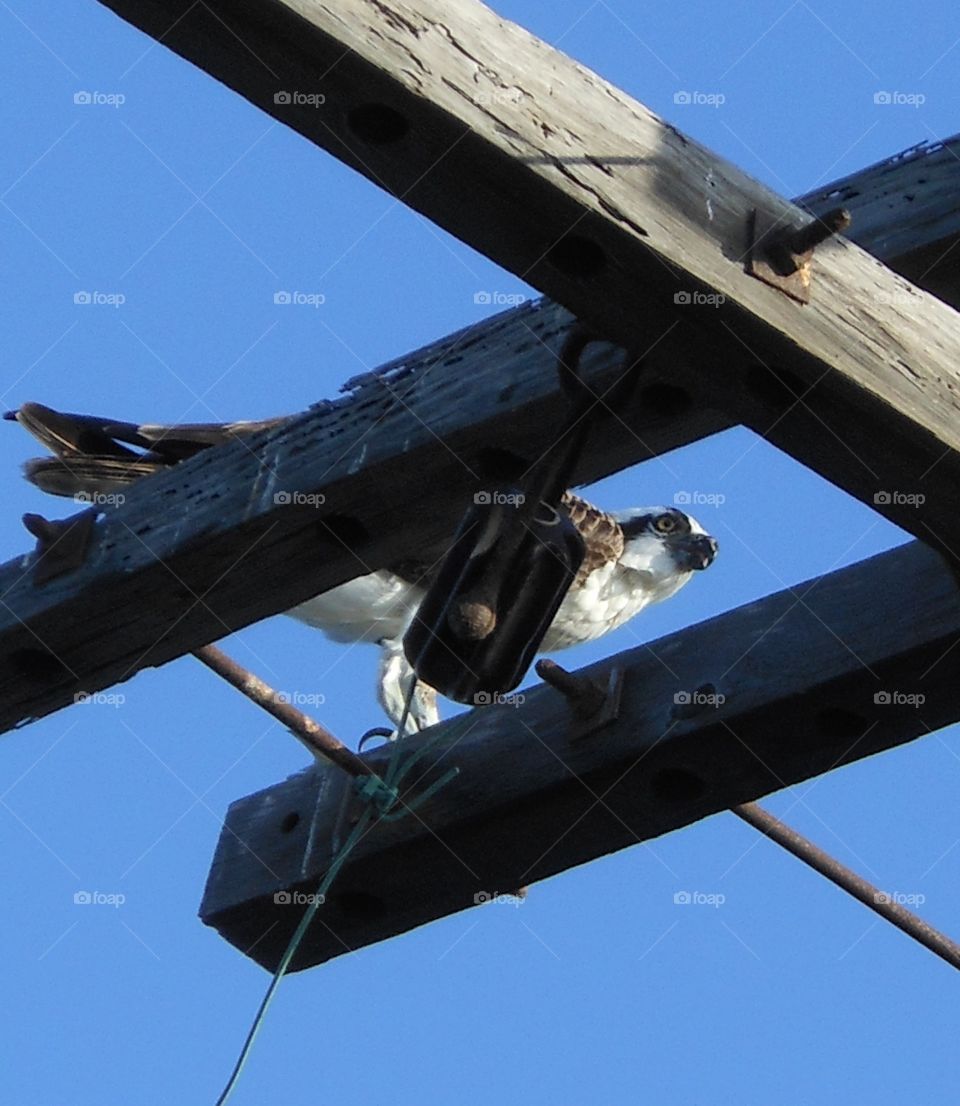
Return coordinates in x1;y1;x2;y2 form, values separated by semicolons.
377;637;440;738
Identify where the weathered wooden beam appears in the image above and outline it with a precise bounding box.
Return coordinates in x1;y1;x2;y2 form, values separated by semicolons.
199;539;960;972
799;135;960;309
0;302;725;733
93;0;960;557
6;2;960;735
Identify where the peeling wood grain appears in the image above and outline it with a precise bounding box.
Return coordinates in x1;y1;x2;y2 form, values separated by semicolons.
799;135;960;308
93;0;960;549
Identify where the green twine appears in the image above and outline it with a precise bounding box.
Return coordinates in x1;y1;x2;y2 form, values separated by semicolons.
354;719;461;820
213;803;378;1106
214;686;459;1105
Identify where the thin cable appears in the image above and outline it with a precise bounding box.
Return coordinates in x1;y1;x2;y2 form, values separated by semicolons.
214;677;425;1106
213;804;377;1105
733;801;960;971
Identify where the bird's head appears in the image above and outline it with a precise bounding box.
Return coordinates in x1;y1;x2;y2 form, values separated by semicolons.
614;506;718;590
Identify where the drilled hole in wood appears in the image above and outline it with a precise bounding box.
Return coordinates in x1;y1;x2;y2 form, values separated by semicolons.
335;890;387;921
545;234;606;278
816;706;868;740
475;447;528;483
497;382;518;403
347;103;409;144
280;811;300;834
8;647;69;682
640;382;693;418
650;767;706;803
317;514;370;548
745;364;806;409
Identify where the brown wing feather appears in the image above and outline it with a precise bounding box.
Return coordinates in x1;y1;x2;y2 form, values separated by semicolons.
391;492;622;590
561;491;624;587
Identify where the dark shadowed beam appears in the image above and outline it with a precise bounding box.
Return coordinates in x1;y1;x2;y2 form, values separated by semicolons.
0;301;723;733
199;539;960;971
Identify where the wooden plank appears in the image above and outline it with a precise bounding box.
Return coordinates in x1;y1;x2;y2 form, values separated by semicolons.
6;2;960;734
799;135;960;309
199;539;960;972
93;0;960;556
0;301;725;733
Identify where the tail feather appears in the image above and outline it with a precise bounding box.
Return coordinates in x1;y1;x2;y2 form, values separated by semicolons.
7;403;147;459
7;402;289;498
22;456;167;497
7;400;444;737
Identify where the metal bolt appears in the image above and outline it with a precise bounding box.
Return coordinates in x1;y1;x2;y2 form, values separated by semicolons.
22;509;97;584
22;513;64;547
535;658;605;718
786;207;851;258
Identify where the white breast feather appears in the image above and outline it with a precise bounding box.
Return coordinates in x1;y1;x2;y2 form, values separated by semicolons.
286;526;700;737
287;570;422;644
541;562;658;650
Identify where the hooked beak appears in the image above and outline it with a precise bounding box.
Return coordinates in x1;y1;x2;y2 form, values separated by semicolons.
672;533;718;571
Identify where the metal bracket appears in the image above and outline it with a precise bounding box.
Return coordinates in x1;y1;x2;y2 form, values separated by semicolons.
535;658;624;740
23;509;97;585
747;207;851;304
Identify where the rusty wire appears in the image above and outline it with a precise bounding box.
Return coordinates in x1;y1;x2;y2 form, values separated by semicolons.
733;801;960;971
193;644;373;777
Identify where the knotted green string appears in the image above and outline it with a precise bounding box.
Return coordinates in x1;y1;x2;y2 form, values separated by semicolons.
215;685;459;1105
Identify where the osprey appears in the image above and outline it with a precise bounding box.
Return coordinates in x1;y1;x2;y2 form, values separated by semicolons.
6;403;718;734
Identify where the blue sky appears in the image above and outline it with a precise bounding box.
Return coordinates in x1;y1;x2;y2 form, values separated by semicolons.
2;2;959;1103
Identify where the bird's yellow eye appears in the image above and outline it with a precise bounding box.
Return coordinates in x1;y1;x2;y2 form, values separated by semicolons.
654;514;677;533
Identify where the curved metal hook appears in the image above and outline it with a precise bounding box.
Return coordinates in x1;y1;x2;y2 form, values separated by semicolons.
357;726;394;752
